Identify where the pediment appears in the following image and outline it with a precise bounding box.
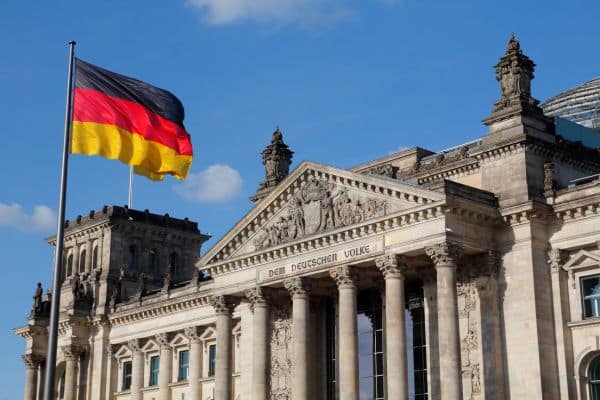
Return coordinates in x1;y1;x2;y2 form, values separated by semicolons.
563;250;600;272
200;161;444;267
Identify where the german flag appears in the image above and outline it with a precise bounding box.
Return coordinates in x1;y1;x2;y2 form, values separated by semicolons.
71;59;193;181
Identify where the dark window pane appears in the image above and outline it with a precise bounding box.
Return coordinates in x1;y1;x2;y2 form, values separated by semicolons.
208;345;217;377
375;375;384;399
375;353;384;374
178;350;189;381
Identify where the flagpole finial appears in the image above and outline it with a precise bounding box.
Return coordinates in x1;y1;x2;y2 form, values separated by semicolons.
68;40;76;45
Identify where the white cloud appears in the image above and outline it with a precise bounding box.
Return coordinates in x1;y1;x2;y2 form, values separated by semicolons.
0;202;56;233
174;164;243;203
186;0;355;28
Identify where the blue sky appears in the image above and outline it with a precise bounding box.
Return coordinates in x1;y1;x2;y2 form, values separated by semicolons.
1;0;599;398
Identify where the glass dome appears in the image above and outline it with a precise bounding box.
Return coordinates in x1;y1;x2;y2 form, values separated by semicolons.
542;77;600;131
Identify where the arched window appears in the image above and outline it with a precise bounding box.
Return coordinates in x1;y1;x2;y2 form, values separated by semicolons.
66;254;73;277
92;246;98;269
58;370;66;399
128;245;137;270
169;252;179;275
148;249;157;275
590;356;600;400
79;250;86;273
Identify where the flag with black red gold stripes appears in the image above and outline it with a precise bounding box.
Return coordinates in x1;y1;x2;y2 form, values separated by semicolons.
71;58;193;181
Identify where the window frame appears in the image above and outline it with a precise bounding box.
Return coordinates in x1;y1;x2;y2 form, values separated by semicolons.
581;274;600;319
121;360;133;391
177;349;189;382
148;355;160;387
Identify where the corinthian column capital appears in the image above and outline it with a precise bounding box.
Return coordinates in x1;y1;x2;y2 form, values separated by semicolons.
62;345;85;361
155;333;171;348
329;265;358;289
425;242;463;267
375;254;408;279
210;295;235;315
22;353;44;369
127;339;143;354
284;277;311;298
245;286;271;310
184;326;202;343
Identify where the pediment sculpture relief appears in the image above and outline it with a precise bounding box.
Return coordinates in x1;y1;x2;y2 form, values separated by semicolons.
254;176;387;251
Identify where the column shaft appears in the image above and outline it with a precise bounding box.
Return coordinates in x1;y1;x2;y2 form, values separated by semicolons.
188;337;202;400
130;349;144;400
253;304;269;400
23;364;38;400
386;275;408;399
158;346;172;400
211;296;234;400
436;264;461;400
330;266;359;400
64;359;78;400
284;278;311;400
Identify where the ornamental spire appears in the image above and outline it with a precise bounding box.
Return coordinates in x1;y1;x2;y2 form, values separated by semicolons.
251;126;294;202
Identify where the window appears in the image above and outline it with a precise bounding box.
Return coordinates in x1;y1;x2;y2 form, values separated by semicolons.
169;252;179;275
148;249;157;275
208;344;217;377
583;275;600;319
128;245;137;270
590;356;600;400
66;254;73;276
92;246;98;269
122;361;132;391
149;356;160;386
178;350;189;381
79;250;86;273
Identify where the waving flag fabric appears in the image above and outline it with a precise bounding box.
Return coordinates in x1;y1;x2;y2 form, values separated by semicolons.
71;58;193;180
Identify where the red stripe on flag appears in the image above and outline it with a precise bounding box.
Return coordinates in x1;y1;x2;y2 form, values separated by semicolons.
73;88;193;156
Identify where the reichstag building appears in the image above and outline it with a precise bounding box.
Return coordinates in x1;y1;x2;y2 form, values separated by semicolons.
16;35;600;400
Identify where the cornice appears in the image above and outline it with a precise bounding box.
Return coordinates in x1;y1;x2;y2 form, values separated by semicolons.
109;294;212;326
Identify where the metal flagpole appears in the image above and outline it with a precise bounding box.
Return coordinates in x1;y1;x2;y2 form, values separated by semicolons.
128;165;133;208
43;40;76;400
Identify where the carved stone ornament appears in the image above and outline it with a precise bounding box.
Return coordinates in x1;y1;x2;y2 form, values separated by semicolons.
544;162;555;192
329;265;359;289
375;254;407;279
425;242;463;267
253;176;387;251
184;326;202;343
155;333;171;348
62;345;84;361
128;339;143;353
252;127;294;202
548;248;567;273
269;303;292;399
210;295;234;315
245;286;270;310
283;277;311;298
22;354;44;369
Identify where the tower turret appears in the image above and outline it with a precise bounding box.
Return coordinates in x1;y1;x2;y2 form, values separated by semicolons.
251;127;294;202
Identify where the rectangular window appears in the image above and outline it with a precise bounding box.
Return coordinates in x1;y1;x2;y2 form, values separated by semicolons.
582;275;600;319
122;361;132;391
208;344;217;377
149;355;160;386
178;350;189;381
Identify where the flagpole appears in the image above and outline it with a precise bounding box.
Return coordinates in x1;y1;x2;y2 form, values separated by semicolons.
128;166;133;208
43;40;76;400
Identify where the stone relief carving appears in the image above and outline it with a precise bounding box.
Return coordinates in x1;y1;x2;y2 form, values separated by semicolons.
457;280;482;399
254;176;387;251
269;303;292;400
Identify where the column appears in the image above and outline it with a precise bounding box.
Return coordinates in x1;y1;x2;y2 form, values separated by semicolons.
156;333;173;400
245;287;270;400
63;345;83;400
184;327;202;400
22;354;43;400
128;339;144;400
375;254;408;400
284;277;311;400
426;242;463;400
330;266;359;400
210;295;234;400
85;241;92;273
105;346;117;400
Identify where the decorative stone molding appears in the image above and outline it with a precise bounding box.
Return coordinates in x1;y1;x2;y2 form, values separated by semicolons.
329;265;359;289
110;295;211;326
22;354;44;369
127;339;143;354
283;277;312;298
548;248;567;273
209;295;234;315
244;286;271;310
375;254;407;279
425;242;464;267
184;326;201;343
62;345;85;361
155;333;171;348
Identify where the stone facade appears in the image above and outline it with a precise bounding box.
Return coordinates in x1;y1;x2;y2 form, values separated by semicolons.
15;36;600;400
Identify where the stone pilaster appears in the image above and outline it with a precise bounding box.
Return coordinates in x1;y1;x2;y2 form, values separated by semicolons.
426;242;463;400
284;277;311;400
184;326;202;400
375;254;408;400
128;339;144;400
22;354;44;400
210;295;234;400
330;266;359;400
156;333;172;400
245;286;271;400
62;345;84;400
